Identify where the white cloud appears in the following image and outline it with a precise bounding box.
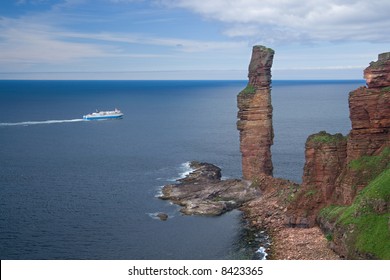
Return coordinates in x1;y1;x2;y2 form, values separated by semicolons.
0;17;110;65
60;31;246;52
1;0;387;79
0;14;247;72
160;0;390;43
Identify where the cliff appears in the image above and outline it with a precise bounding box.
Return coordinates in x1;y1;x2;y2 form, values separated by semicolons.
318;151;390;259
286;52;390;258
286;132;347;227
237;46;274;179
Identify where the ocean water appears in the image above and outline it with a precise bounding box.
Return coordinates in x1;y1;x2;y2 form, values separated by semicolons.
0;80;364;259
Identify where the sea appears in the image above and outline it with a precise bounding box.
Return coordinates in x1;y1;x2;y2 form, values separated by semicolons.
0;80;364;260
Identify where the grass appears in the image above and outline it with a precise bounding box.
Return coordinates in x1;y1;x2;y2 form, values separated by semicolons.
348;147;390;184
253;45;275;53
309;131;347;144
349;147;390;171
325;233;333;241
240;84;256;95
319;168;390;259
381;86;390;92
305;189;318;197
319;205;347;221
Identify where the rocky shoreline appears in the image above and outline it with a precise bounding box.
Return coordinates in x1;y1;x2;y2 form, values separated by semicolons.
159;161;339;259
240;175;340;259
160;161;259;216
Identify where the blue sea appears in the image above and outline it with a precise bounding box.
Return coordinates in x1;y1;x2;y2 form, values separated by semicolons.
0;80;364;259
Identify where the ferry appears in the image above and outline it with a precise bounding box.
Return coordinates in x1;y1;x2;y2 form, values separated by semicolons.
83;109;124;120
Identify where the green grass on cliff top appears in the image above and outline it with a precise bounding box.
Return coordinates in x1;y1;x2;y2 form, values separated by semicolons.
308;131;347;144
320;167;390;259
253;45;275;53
239;84;256;95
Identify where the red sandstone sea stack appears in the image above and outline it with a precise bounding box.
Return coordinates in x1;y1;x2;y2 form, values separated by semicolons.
237;46;274;180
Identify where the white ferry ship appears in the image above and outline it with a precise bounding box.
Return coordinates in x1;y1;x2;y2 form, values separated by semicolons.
83;109;124;120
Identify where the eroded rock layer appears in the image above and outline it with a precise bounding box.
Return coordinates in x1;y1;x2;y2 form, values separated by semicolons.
237;46;275;179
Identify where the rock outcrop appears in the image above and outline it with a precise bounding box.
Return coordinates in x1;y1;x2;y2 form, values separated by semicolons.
160;161;260;216
364;52;390;88
237;46;275;179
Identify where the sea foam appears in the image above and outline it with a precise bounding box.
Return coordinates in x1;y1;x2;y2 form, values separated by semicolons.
256;247;268;260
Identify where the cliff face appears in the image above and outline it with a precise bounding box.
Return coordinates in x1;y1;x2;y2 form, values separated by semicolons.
347;54;390;162
237;46;274;179
286;52;390;258
364;52;390;88
286;132;347;227
288;52;390;226
336;53;390;204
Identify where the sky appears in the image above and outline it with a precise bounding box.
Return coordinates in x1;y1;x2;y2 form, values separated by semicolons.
0;0;389;80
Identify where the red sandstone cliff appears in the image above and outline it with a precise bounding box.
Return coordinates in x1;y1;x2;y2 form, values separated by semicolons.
237;46;274;179
287;52;390;227
286;132;348;227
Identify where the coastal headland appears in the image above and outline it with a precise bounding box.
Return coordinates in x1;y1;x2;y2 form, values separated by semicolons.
160;47;390;260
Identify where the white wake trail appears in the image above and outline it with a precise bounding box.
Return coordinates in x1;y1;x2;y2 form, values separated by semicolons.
0;119;85;126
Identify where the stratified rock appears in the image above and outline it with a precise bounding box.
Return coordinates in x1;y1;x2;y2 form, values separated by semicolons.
364;52;390;88
302;132;347;201
237;46;275;179
347;53;390;163
336;53;390;204
288;52;390;226
347;87;390;162
160;162;260;216
248;46;274;88
286;132;347;227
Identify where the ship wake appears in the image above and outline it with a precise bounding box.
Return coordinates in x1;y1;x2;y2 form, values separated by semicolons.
0;119;85;126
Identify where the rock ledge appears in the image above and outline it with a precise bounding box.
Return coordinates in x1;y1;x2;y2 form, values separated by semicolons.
160;161;260;216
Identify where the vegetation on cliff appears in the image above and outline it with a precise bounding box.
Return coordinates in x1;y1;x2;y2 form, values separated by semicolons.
239;84;256;95
308;131;347;144
319;149;390;259
252;45;275;53
348;147;390;187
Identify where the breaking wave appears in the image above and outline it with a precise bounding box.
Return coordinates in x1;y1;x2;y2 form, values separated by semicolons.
178;161;195;179
166;161;195;182
256;247;268;260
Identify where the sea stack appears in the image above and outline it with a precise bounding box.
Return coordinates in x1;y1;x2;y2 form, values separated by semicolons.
237;45;275;180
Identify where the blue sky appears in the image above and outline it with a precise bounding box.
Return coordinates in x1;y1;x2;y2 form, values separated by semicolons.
0;0;389;80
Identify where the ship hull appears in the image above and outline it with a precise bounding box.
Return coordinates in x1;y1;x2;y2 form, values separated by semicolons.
83;113;123;120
